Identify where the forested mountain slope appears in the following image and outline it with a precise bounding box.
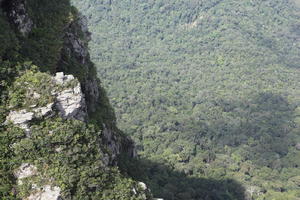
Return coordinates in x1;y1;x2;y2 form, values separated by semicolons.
72;0;300;199
0;0;152;199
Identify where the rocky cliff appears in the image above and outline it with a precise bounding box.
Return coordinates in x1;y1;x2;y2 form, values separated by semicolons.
0;0;151;199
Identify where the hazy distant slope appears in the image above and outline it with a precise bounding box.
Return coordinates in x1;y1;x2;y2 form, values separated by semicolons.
73;0;300;199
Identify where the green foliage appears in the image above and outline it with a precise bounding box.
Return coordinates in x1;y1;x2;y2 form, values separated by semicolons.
0;125;25;200
9;117;147;200
0;8;19;60
0;1;149;199
21;0;72;72
8;68;54;109
72;0;300;199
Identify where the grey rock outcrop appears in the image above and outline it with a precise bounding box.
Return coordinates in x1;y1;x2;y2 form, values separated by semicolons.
33;103;54;118
53;72;74;85
8;0;33;35
6;72;87;131
27;185;61;200
54;72;87;121
14;163;62;199
63;15;91;65
101;123;136;164
6;109;34;131
84;78;100;112
59;15;99;112
14;163;37;180
102;124;121;162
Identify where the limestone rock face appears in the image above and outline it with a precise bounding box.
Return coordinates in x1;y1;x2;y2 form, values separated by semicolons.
6;72;87;131
54;72;87;121
27;185;61;200
14;163;37;180
6;110;33;131
8;0;33;35
53;72;74;85
14;163;62;199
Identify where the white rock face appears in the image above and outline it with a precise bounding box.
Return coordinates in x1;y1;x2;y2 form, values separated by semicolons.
27;185;61;200
6;110;34;131
6;110;34;125
54;73;86;121
6;72;87;131
14;163;37;180
138;182;147;190
53;72;74;85
14;164;62;200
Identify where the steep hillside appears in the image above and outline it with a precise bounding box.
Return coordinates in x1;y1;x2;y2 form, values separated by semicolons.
0;0;152;199
72;0;300;199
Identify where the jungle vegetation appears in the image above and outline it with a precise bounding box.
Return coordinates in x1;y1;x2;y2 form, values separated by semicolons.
72;0;300;199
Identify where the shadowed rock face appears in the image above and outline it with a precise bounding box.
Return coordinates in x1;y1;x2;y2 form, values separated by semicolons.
4;0;33;35
59;15;100;113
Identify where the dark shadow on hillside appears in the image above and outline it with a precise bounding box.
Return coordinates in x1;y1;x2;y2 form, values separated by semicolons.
118;92;298;200
118;156;247;200
182;92;297;168
208;92;296;168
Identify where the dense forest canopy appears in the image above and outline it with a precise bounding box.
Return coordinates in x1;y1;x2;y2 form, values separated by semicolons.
71;0;300;199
